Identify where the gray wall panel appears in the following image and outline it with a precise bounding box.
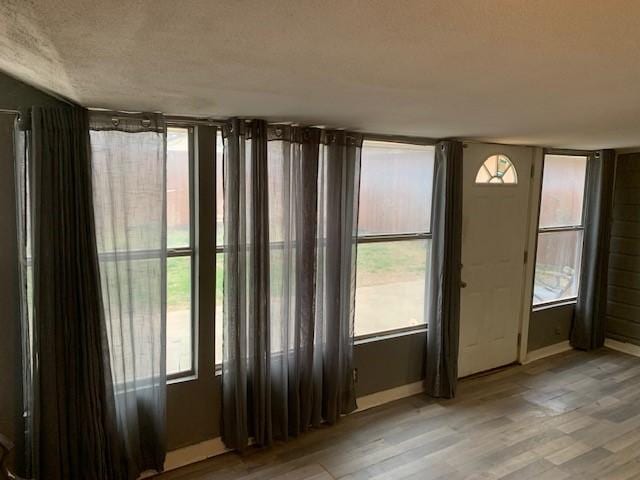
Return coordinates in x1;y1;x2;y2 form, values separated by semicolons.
527;304;574;351
353;332;426;397
606;153;640;345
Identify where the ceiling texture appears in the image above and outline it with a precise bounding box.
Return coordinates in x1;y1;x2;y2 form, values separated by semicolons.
1;0;640;148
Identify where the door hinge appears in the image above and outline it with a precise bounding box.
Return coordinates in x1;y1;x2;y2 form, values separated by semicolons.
517;333;522;347
524;250;528;264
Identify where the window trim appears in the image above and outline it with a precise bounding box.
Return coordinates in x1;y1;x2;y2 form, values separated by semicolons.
357;232;432;244
166;125;197;381
532;152;590;309
532;298;578;313
354;324;428;345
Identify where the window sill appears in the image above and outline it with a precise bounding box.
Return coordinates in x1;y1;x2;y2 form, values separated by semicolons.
532;298;577;313
354;325;427;346
167;373;198;385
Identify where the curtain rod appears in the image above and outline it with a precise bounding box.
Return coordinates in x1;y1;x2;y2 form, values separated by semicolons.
543;147;595;156
165;116;439;145
165;115;226;127
93;109;437;144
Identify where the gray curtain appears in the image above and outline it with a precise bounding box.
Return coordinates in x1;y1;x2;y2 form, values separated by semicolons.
571;149;615;350
316;131;361;421
222;119;271;450
424;140;463;399
268;126;321;440
90;112;167;477
17;106;127;479
221;122;361;450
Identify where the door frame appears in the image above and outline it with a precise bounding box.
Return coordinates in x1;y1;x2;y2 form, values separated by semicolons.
460;142;544;368
515;146;544;363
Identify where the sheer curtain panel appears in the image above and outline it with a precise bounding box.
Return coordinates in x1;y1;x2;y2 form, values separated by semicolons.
222;119;271;449
17;107;127;480
221;122;362;450
316;131;361;421
268;126;321;440
90;111;168;477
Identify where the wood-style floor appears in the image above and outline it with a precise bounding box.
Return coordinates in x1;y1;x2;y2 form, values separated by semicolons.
158;348;640;480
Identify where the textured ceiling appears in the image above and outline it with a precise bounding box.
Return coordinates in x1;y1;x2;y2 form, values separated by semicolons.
1;0;640;148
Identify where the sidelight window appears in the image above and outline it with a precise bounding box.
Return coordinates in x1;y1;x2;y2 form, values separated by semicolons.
533;154;588;306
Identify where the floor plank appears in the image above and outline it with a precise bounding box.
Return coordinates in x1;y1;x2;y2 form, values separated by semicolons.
157;348;640;480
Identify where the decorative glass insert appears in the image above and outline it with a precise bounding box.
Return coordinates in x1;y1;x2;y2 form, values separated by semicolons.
475;154;517;184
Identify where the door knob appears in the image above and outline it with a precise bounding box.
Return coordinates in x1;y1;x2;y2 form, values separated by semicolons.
460;281;468;288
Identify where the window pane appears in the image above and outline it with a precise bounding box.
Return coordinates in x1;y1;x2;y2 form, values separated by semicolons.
216;131;224;247
167;256;193;375
539;155;587;228
475;154;518;184
359;141;434;235
355;239;429;337
215;253;224;366
167;127;190;248
100;257;163;380
533;230;583;305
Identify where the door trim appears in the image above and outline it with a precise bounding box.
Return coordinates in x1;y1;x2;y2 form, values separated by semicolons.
516;147;544;363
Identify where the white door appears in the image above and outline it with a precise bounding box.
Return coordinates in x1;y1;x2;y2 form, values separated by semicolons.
458;143;533;378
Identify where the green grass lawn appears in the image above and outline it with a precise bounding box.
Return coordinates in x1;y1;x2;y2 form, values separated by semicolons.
167;235;429;311
167;256;225;310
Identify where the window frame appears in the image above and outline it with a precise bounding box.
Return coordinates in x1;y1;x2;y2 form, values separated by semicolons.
354;137;436;342
166;124;197;381
532;150;591;309
213;130;224;373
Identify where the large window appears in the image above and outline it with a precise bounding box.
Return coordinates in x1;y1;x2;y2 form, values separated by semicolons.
355;141;435;338
533;154;588;306
166;127;194;376
210;136;435;363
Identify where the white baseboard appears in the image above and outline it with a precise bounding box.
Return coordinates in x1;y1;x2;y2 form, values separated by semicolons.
154;381;426;475
138;437;232;477
355;380;425;412
523;340;572;364
163;437;230;472
605;338;640;357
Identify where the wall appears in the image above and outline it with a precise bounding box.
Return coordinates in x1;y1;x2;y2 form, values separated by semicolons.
0;70;564;457
527;304;574;351
606;152;640;344
0;71;64;111
354;332;425;397
0;71;65;464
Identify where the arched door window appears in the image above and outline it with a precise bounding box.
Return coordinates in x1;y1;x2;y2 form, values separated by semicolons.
475;154;517;184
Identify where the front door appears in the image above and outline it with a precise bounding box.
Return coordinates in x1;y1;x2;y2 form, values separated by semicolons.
458;143;533;377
